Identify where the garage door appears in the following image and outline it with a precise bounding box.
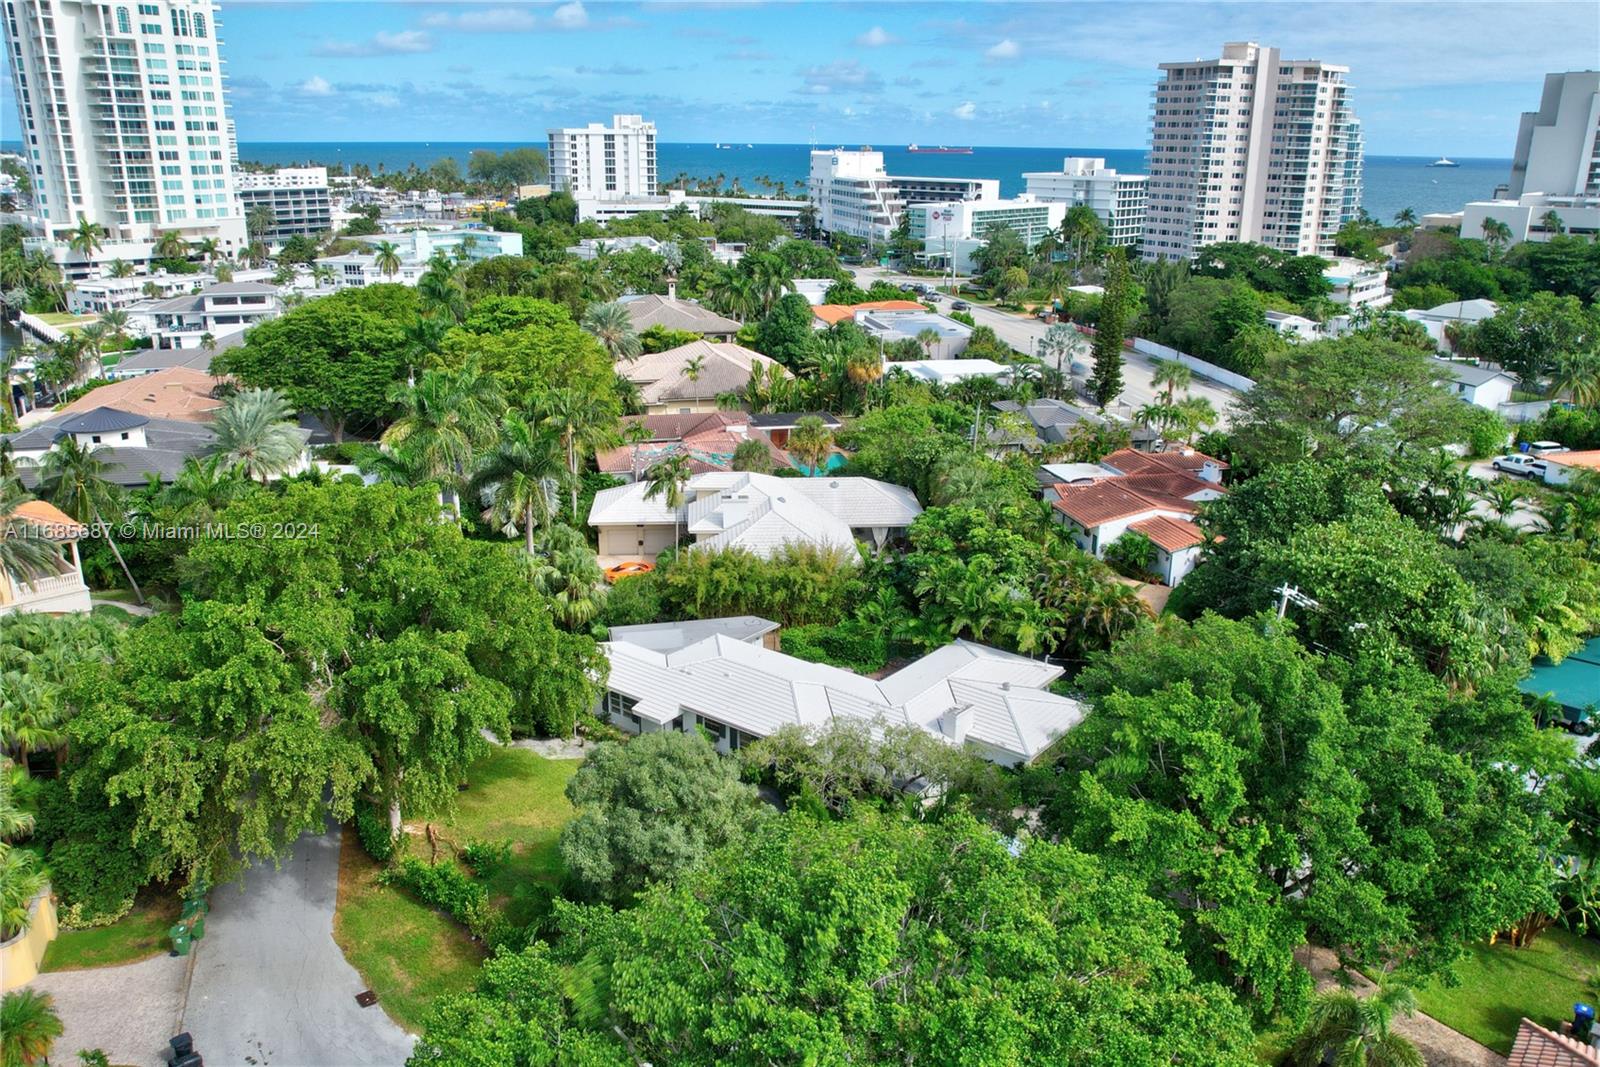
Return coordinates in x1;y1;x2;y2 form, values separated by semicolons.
600;525;677;556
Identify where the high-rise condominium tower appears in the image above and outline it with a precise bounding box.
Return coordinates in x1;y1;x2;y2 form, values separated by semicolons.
1141;41;1363;262
2;0;247;268
547;114;658;199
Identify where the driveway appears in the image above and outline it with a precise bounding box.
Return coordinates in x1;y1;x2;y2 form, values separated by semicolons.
847;265;1241;423
29;951;188;1067
1465;461;1549;533
183;823;416;1067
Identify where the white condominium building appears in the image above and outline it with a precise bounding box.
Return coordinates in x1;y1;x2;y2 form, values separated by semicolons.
2;0;247;267
808;149;998;243
1141;41;1363;262
235;166;333;242
547;114;658;199
1507;71;1600;199
1022;157;1148;248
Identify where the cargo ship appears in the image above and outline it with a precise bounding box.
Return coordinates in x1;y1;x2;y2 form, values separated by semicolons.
907;144;973;154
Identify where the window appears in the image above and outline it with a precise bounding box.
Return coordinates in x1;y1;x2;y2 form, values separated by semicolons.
116;6;130;32
603;690;639;727
192;12;205;36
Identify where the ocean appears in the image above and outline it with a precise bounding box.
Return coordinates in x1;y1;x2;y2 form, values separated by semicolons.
231;140;1510;227
0;136;1509;228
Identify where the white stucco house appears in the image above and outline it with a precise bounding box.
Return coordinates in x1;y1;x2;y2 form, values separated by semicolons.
1;500;92;616
1046;448;1226;586
599;633;1087;767
588;471;923;562
1432;358;1518;410
1402;299;1499;353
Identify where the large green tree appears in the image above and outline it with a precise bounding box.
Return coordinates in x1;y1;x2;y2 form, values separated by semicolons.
214;286;416;441
558;729;761;903
1034;614;1563;1019
413;811;1258;1066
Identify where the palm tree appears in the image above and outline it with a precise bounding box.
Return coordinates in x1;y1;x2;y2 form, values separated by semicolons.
915;327;941;358
96;308;129;346
684;353;705;382
162;453;248;520
243;240;270;269
0;987;64;1066
416;251;467;322
373;240;402;281
1550;350;1600;407
107;258;134;279
1479;217;1513;252
209;387;304;483
74;323;108;381
530;524;607;629
1393;207;1418;229
36;435;144;603
1149;357;1192;404
788;414;834;476
67;215;106;261
382;364;504;516
705;264;758;320
1475;478;1527;527
1283;983;1424;1067
538;387;619;518
581;301;642;363
643;451;692;547
246;204;276;241
153;229;188;261
1540;210;1566;235
212;261;234;284
0;476;59;588
469;409;565;553
193;236;221;263
1175;395;1217;444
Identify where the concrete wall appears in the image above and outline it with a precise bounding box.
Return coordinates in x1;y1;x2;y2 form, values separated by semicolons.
0;889;59;991
1129;338;1256;392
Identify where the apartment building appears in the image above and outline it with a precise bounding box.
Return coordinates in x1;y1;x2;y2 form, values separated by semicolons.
1022;157;1148;248
2;0;247;273
1461;71;1600;247
235;166;333;241
807;149;998;243
1140;41;1363;262
907;196;1067;274
547;113;657;200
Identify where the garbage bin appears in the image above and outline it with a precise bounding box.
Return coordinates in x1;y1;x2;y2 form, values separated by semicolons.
189;915;205;941
1575;1003;1595;1041
169;923;192;956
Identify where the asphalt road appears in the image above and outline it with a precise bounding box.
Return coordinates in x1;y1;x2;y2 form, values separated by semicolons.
847;264;1241;424
183;823;416;1067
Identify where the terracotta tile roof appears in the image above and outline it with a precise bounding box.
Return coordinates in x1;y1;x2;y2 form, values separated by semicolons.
595;414;789;477
1052;481;1188;527
1508;1018;1600;1066
56;366;223;424
1119;471;1217;509
1101;447;1228;475
811;299;927;326
1129;515;1206;552
5;499;87;538
1545;450;1600;471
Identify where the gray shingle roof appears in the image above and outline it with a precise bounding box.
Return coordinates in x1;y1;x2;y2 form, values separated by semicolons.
618;294;742;335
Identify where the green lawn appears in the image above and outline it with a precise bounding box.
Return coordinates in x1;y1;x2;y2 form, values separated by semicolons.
1414;928;1600;1054
34;312;95;328
41;892;179;971
332;747;581;1030
436;748;580;926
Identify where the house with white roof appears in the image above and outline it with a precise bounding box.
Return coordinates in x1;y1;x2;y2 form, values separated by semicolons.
1402;298;1499;353
1432;358;1518;410
588;471;922;561
599;634;1087;767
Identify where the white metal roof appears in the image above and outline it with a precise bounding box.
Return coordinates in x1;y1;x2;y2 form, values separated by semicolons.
603;635;1086;765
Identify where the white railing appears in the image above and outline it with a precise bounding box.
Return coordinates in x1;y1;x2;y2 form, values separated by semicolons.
15;572;87;598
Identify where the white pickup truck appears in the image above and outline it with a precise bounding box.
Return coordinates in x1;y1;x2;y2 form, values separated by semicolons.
1491;454;1549;478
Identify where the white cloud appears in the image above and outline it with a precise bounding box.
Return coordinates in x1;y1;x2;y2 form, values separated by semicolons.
422;7;537;33
797;59;883;96
952;100;976;120
312;29;433;57
551;2;589;29
855;26;896;47
985;39;1020;61
298;75;333;97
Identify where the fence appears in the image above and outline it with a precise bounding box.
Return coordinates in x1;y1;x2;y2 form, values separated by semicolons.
1129;338;1257;392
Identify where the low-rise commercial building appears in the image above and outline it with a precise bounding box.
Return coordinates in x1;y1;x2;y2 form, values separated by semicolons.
1022;157;1148;248
908;196;1067;274
1460;193;1600;247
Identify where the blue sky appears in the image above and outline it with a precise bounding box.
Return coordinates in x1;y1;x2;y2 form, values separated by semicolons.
8;1;1600;154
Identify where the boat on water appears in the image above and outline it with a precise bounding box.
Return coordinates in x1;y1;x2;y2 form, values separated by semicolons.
1428;157;1460;167
907;144;974;154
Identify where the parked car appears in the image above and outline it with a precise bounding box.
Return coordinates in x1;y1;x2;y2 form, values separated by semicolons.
951;300;971;311
603;561;656;583
1492;454;1548;477
1528;441;1568;454
898;282;916;292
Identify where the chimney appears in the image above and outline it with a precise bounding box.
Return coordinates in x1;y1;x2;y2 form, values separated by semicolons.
667;277;677;300
942;704;975;743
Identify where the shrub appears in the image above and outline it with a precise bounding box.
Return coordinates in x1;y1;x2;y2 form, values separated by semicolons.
1461;407;1511;459
1103;531;1158;581
379;857;514;945
598;571;663;627
779;621;888;674
461;840;512;878
950;310;976;327
354;802;395;863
